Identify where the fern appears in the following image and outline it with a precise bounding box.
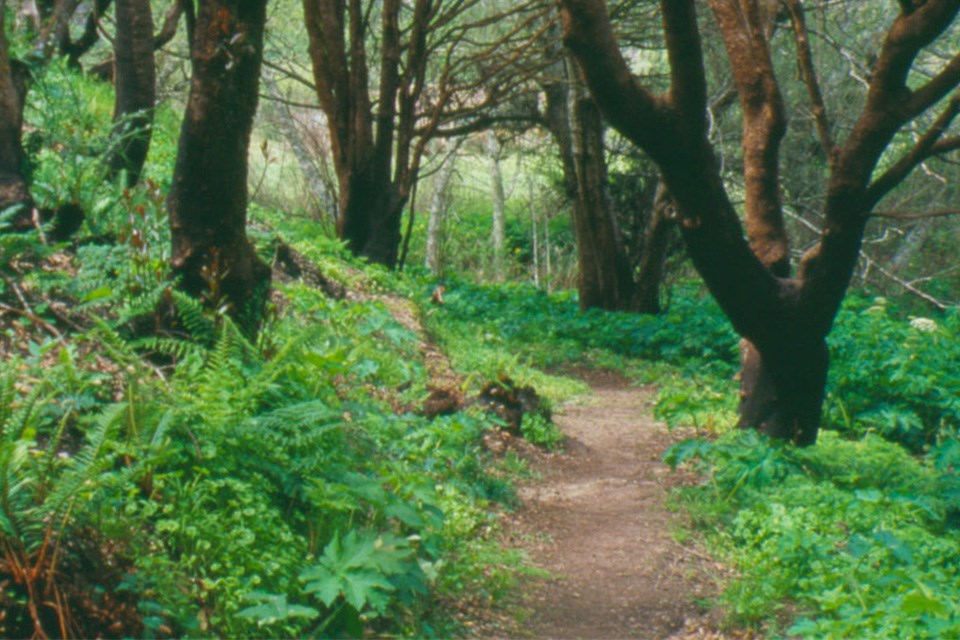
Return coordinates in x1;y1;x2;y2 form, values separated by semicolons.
171;290;216;344
88;316;143;369
0;439;34;545
43;403;122;519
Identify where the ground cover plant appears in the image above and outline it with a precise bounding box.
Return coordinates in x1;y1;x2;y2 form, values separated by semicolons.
0;62;553;639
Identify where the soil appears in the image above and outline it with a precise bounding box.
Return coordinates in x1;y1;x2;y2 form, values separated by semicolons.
501;370;737;640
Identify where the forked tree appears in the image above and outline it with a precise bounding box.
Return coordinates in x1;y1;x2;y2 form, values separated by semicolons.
561;0;960;444
301;0;548;267
167;0;271;332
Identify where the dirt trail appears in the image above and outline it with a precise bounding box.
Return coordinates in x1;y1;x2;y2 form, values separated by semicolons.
506;372;720;640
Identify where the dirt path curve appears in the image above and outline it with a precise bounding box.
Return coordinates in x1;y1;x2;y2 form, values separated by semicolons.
506;372;719;639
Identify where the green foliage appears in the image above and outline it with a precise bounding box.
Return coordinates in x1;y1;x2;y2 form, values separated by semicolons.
520;412;564;450
431;279;738;371
23;61;114;215
827;296;960;449
0;255;530;637
666;430;960;637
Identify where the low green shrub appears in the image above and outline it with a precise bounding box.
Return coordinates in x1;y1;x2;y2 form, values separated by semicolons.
827;296;960;449
666;430;960;638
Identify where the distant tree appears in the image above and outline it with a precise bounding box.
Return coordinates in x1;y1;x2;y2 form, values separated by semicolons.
301;0;547;267
487;131;507;280
561;0;960;444
167;0;270;333
425;138;461;276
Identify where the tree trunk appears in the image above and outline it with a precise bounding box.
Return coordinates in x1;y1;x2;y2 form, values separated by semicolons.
108;0;155;187
34;0;80;60
425;140;458;275
167;0;270;335
337;164;406;267
0;10;33;230
568;79;635;311
487;131;507;280
738;338;829;446
633;182;676;314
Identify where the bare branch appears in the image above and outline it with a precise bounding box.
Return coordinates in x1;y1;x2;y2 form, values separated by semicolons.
871;207;960;220
866;91;960;207
788;208;952;310
785;0;835;165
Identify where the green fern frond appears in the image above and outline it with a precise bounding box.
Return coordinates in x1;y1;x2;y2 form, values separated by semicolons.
249;400;342;436
0;375;47;442
171;290;216;344
88;317;142;368
138;335;207;365
0;439;35;542
44;403;122;519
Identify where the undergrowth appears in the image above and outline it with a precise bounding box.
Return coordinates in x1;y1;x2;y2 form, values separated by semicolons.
666;430;960;638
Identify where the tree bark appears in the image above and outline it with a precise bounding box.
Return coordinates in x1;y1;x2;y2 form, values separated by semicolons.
738;338;828;447
167;0;270;335
108;0;156;187
424;141;459;275
487;132;507;280
567;75;635;311
0;10;34;230
633;182;675;314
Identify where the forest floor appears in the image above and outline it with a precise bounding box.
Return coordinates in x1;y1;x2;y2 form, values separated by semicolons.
496;370;746;640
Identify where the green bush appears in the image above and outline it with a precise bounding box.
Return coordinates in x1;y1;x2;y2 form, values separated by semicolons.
666;430;960;637
827;296;960;449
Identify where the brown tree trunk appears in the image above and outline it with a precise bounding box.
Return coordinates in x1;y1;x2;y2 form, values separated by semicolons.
337;164;405;267
0;10;34;230
544;24;669;313
568;87;635;311
167;0;270;334
738;338;829;446
633;182;675;314
108;0;155;187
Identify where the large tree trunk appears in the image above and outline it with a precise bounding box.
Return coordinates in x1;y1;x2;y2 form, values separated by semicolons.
567;80;635;311
108;0;155;187
168;0;270;335
337;164;406;267
0;10;33;230
738;338;829;446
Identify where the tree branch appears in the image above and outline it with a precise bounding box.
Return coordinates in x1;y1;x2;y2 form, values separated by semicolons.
871;207;960;220
866;91;960;207
559;0;671;159
785;0;835;165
